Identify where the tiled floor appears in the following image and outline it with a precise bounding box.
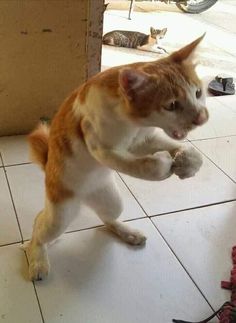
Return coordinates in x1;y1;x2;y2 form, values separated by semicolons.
0;95;236;323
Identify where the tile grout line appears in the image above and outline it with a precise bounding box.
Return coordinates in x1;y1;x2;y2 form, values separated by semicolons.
0;157;46;320
214;97;236;113
0;152;45;323
0;242;45;322
149;217;216;313
65;225;103;235
0;153;24;243
13;199;236;244
4;161;32;168
118;169;236;218
117;172;149;216
125;215;147;222
190;141;236;184
23;250;45;323
148;198;236;218
8;216;148;241
32;281;46;323
0;240;23;248
189;134;236;142
49;215;148;236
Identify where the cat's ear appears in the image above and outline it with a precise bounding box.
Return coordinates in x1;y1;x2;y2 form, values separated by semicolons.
150;27;157;36
103;3;109;12
160;28;167;37
170;33;205;64
119;69;148;100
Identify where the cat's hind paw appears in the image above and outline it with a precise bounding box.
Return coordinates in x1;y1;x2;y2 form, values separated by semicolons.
107;220;147;246
29;260;50;281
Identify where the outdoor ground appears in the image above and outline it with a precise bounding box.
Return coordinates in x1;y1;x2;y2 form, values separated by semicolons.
0;1;236;323
102;0;236;92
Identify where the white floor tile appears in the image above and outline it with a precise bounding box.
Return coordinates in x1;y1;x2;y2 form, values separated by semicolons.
188;97;236;140
216;95;236;114
120;143;236;216
0;168;21;245
0;135;30;166
35;218;212;323
6;164;146;240
152;201;236;310
193;136;236;182
0;244;42;323
5;164;44;241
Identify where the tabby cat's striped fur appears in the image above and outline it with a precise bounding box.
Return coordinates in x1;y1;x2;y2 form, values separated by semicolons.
103;27;167;50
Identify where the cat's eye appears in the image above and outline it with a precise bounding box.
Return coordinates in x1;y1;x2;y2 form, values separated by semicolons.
164;101;177;112
196;88;202;99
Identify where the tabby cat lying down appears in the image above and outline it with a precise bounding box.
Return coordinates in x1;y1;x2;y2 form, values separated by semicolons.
103;26;167;53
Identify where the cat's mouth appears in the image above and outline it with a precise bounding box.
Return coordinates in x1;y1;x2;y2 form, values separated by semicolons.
169;129;188;140
164;128;188;140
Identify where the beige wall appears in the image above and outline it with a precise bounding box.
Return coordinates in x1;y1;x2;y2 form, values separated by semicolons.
0;0;103;135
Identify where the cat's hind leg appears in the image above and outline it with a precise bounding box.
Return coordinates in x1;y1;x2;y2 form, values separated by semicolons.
24;198;79;281
84;172;146;245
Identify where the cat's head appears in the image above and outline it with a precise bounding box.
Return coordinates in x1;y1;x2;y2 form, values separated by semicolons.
119;34;208;140
150;27;167;40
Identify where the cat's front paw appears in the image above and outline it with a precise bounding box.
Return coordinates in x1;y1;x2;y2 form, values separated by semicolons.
155;46;167;54
142;151;173;181
173;146;203;179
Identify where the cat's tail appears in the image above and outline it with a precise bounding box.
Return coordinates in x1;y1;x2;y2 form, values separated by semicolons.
28;123;49;170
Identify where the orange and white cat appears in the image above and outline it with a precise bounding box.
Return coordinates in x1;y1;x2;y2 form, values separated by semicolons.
24;35;208;281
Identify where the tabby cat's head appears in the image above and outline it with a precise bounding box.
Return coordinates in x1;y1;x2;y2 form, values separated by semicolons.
150;27;167;40
119;34;208;140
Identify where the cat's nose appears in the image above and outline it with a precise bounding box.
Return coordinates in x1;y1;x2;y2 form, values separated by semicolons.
192;108;209;126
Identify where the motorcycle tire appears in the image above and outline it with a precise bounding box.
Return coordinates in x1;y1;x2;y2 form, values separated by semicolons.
176;0;218;14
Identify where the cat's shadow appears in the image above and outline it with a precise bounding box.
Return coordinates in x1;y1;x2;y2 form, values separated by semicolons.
27;226;145;289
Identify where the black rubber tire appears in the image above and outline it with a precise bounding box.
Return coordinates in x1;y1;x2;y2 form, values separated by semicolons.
176;0;218;14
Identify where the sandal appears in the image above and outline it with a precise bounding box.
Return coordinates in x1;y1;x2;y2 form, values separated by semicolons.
208;75;235;96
